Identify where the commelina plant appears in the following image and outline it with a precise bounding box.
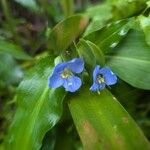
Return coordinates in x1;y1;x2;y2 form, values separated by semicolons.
5;0;150;149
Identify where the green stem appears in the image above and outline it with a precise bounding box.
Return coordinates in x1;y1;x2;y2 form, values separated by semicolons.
60;0;74;17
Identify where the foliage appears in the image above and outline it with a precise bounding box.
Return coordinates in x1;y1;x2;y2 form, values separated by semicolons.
0;0;150;150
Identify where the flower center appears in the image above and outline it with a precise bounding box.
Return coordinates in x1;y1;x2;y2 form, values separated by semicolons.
61;68;73;78
97;74;105;83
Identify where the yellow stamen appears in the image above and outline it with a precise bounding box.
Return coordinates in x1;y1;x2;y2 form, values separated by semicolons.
97;75;105;83
61;68;72;78
97;91;101;95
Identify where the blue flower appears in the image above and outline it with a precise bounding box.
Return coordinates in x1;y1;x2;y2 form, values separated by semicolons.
48;58;84;92
90;65;117;91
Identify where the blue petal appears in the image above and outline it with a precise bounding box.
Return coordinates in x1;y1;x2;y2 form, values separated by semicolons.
93;65;101;81
98;83;106;90
105;74;117;85
67;58;84;73
48;73;63;88
100;67;117;85
99;67;112;76
53;62;67;73
63;76;81;92
90;83;105;91
90;83;99;91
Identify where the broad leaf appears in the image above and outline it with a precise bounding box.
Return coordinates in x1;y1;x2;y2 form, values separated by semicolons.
48;14;88;55
6;54;66;150
84;18;134;53
0;40;31;60
69;87;150;150
106;30;150;90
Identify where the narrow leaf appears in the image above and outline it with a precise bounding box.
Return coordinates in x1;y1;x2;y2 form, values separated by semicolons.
106;30;150;90
76;39;96;72
6;54;66;150
76;39;105;73
60;0;74;17
86;40;105;66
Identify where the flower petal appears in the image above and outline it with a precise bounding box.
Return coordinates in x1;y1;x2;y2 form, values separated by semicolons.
63;76;81;92
105;74;117;85
100;67;117;85
90;83;105;91
90;83;99;91
53;62;67;73
48;73;63;88
67;58;84;73
99;67;113;76
93;65;101;81
98;83;106;90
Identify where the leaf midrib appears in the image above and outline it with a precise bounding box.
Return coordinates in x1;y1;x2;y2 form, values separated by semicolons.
21;86;49;150
106;55;150;64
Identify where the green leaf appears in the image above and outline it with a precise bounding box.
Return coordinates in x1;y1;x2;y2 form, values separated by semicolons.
84;3;112;35
84;18;134;53
76;39;96;72
0;40;31;60
107;0;147;20
6;54;66;150
69;86;150;150
138;15;150;46
0;53;23;85
76;39;105;73
48;14;89;55
86;40;105;67
15;0;39;12
106;29;150;90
